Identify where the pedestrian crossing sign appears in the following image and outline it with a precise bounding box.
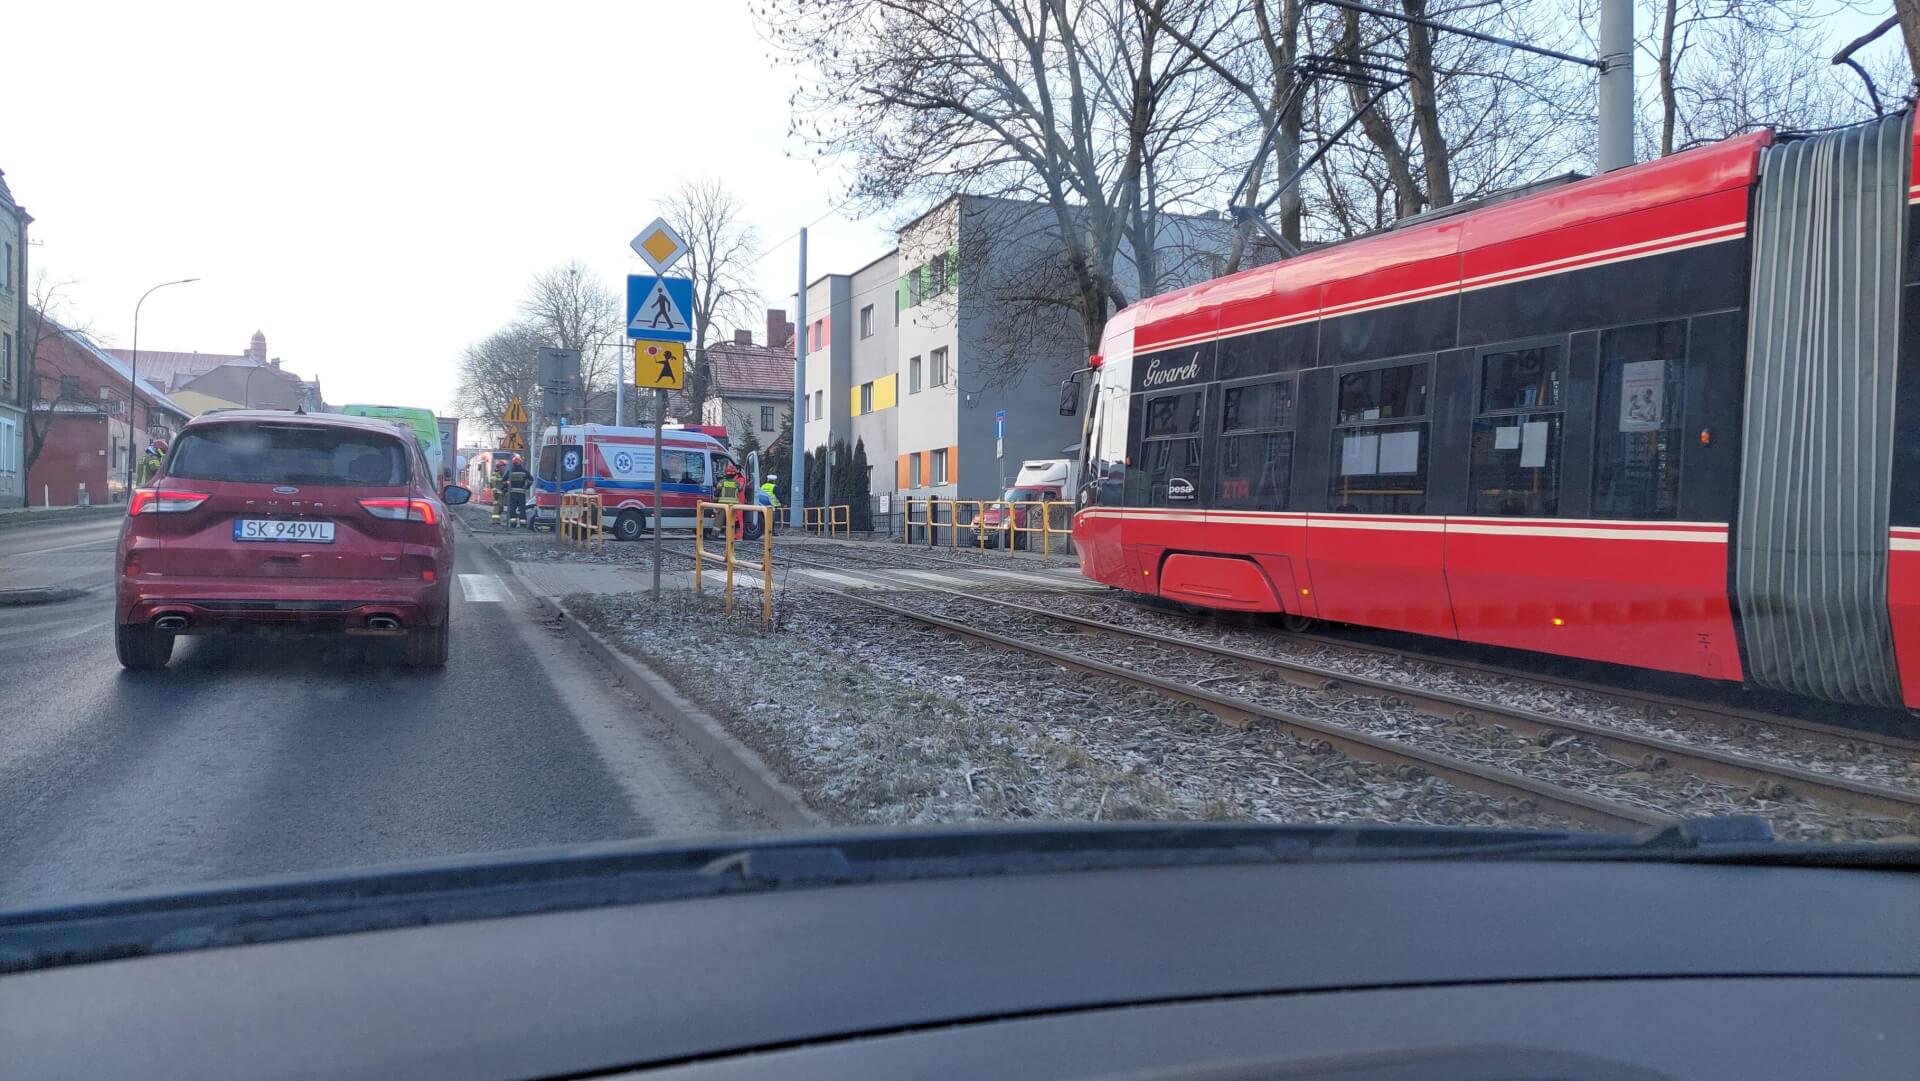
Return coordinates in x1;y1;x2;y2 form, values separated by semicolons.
633;339;686;390
626;274;694;342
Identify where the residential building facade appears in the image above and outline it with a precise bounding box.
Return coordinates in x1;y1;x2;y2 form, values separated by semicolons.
845;251;899;506
796;194;1232;518
798;276;851;456
700;310;796;460
0;170;29;504
29;326;188;505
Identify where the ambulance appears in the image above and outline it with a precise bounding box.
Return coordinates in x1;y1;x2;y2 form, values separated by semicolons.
528;423;738;541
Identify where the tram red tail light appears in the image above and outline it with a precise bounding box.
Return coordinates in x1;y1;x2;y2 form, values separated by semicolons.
1699;429;1713;446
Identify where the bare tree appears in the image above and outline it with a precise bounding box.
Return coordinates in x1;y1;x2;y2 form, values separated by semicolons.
658;179;761;421
455;321;546;441
760;0;1230;366
519;261;623;423
20;274;95;481
1628;0;1872;158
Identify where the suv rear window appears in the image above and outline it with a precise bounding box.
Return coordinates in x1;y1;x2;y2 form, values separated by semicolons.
167;424;411;486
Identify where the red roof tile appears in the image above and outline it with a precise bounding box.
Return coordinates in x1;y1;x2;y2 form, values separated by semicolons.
705;340;793;398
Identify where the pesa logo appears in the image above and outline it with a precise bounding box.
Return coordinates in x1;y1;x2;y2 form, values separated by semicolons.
1167;477;1196;501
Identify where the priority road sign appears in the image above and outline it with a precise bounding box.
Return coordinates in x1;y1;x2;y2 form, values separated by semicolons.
626;275;694;342
633;339;686;391
630;217;688;274
502;397;529;424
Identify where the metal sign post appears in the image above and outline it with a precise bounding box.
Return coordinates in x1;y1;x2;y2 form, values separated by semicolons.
626;217;691;594
630;340;686;596
653;389;665;596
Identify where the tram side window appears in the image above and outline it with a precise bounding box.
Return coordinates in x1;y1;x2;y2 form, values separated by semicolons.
1592;320;1688;519
1218;378;1293;509
1134;387;1204;506
1328;361;1429;514
1469;342;1564;516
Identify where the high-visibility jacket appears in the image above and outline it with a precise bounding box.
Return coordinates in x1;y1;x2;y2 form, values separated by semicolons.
506;467;530;496
716;476;743;504
136;454;162;486
758;482;780;507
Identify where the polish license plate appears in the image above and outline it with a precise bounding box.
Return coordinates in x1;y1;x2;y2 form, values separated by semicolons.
233;519;336;543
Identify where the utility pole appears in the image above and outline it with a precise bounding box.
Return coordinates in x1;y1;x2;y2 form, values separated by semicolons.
789;228;807;531
1597;0;1635;172
126;277;199;495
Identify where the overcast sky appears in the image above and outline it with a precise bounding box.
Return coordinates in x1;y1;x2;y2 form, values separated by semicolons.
9;0;893;417
10;3;1902;422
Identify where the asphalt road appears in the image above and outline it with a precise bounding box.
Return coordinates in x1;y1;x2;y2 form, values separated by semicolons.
0;515;758;910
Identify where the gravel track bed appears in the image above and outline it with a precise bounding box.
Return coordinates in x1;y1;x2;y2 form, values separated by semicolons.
569;588;1579;832
1015;592;1920;800
879;591;1916;843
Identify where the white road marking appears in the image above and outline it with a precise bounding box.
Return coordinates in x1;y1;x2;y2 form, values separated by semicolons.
10;537;118;557
796;569;871;588
885;569;974;586
975;568;1078;586
0;618;104;647
458;573;508;602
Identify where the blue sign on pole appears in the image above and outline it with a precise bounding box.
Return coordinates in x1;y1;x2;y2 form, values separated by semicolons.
626;275;695;343
995;410;1006;440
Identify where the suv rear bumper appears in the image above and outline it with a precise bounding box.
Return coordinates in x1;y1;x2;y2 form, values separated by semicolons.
118;577;449;631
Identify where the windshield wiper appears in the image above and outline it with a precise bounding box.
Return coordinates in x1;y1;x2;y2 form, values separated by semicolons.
4;819;1911;974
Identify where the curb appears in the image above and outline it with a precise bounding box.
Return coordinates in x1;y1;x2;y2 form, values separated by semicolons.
0;586;87;608
0;505;125;532
471;538;821;831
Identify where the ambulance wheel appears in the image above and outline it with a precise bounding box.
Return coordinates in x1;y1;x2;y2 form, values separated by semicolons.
614;510;645;542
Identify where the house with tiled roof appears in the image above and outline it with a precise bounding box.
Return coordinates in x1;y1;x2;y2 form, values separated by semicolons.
28;323;189;505
700;310;795;455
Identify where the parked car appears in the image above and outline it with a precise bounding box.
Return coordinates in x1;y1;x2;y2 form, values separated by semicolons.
977;459;1077;549
114;410;469;670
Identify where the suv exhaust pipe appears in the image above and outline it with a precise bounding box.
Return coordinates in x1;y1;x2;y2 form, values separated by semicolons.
153;614;190;633
366;615;402;631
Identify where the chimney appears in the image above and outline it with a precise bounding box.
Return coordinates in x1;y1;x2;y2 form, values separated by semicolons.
248;330;267;362
733;329;752;345
766;308;793;350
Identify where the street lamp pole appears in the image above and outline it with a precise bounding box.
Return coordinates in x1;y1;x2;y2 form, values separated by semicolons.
127;277;199;495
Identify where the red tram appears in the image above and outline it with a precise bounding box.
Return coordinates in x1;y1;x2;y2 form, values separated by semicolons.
1070;113;1920;711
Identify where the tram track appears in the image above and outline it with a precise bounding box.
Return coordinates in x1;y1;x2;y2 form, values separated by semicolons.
638;537;1920;833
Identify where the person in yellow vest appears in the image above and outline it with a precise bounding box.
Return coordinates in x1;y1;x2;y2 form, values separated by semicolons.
714;462;746;539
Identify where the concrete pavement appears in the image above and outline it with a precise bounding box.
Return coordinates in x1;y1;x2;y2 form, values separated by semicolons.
0;513;762;910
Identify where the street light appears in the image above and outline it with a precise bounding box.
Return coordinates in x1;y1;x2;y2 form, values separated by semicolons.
127;277;199;495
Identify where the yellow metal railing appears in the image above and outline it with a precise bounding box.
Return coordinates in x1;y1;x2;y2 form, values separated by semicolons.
900;497;1075;560
803;504;851;538
694;501;775;625
557;491;605;549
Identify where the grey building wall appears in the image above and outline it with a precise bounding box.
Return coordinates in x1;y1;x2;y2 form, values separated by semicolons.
846;249;899;503
798;274;850;455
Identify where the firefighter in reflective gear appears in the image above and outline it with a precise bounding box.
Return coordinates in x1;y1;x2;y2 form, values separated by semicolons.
715;464;744;504
136;440;167;486
490;463;508;523
505;458;531;528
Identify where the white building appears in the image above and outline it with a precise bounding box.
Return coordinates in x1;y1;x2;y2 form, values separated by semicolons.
0;170;29;505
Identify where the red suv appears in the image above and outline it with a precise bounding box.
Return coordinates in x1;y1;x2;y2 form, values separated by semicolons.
115;410;470;670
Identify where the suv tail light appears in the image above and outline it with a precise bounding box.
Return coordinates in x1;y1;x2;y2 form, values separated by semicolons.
359;498;438;525
129;489;210;515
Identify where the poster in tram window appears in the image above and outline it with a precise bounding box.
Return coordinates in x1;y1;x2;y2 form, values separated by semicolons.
1619;360;1665;432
